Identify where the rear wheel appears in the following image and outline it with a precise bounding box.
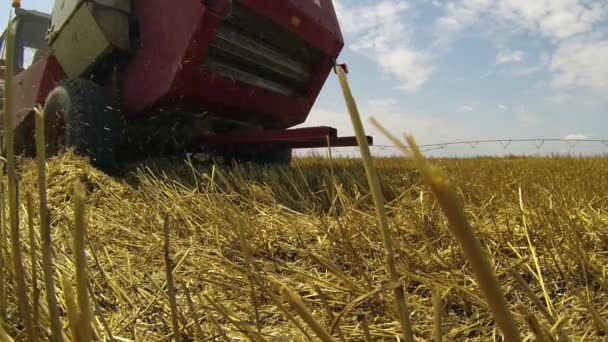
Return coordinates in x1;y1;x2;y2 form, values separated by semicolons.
258;144;292;165
48;79;122;173
227;143;292;166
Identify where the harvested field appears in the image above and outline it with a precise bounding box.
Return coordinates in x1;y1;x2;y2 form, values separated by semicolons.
1;152;607;341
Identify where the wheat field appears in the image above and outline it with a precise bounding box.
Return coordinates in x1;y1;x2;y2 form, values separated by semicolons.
0;150;606;341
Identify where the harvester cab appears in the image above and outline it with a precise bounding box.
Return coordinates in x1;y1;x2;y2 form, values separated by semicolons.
0;0;372;173
0;7;49;72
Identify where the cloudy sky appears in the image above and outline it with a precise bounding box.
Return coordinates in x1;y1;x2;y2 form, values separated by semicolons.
302;0;608;156
2;1;606;156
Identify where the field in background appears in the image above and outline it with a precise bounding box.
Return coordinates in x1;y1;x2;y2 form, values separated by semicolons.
1;152;607;341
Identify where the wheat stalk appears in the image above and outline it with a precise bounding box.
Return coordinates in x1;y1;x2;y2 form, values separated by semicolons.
163;215;182;342
73;180;92;342
370;120;522;342
336;65;415;341
3;14;37;342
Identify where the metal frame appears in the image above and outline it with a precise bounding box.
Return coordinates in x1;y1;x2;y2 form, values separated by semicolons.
197;126;372;149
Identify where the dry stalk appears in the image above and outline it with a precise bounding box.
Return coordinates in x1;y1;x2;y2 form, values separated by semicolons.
203;293;267;342
576;291;608;335
234;215;261;332
518;188;553;316
523;310;550;342
370;121;522;342
0;323;13;342
163;215;182;342
432;288;443;342
26;193;40;331
314;285;346;342
183;283;205;339
330;280;400;333
280;284;334;342
35;95;65;342
73;180;92;342
87;281;116;342
508;268;555;324
0;147;5;324
60;272;80;341
356;311;373;342
253;278;314;341
196;293;232;342
3;15;37;342
335;66;415;342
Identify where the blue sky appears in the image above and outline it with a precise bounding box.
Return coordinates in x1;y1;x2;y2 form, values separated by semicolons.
2;1;607;156
302;0;608;156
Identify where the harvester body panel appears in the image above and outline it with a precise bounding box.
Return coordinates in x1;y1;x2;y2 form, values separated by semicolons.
48;0;131;78
122;0;344;128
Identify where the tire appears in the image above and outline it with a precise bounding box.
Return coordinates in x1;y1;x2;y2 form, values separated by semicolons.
229;143;292;166
53;79;121;173
260;144;292;165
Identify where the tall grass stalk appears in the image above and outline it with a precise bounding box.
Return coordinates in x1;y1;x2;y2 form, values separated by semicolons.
26;193;40;331
370;121;522;342
508;268;554;324
253;277;313;340
432;288;443;342
0;323;13;342
163;216;182;342
3;14;37;342
34;101;63;342
280;284;334;342
183;283;205;339
60;272;80;341
73;180;92;342
576;291;608;335
335;65;415;341
88;282;115;341
518;188;553;316
315;285;346;342
235;216;261;332
0;110;6;326
357;311;373;342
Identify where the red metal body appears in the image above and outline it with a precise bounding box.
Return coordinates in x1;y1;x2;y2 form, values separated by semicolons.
9;56;65;130
122;0;343;128
198;126;372;149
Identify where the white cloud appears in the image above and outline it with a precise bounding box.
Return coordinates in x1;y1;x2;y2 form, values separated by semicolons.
545;92;572;104
564;133;587;140
435;0;606;41
434;0;491;47
512;65;541;76
459;105;474;112
334;0;434;92
496;0;605;40
498;104;508;110
366;98;399;108
496;49;526;63
549;38;608;94
434;0;607;95
518;105;540;124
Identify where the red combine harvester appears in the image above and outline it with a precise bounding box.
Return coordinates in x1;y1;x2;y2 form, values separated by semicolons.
0;0;372;173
